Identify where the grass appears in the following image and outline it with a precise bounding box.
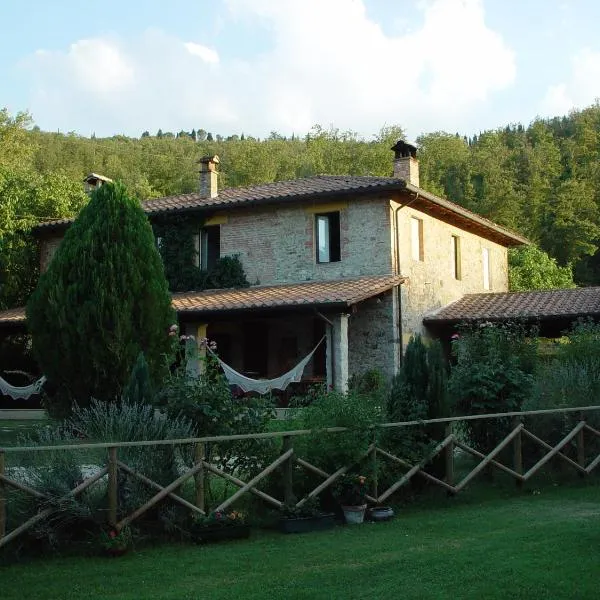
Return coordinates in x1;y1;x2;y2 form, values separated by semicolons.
2;482;599;599
0;420;48;447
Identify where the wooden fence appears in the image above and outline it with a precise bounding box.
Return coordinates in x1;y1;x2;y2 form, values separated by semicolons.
1;405;600;549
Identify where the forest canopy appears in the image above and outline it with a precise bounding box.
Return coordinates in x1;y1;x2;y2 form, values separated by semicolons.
3;103;600;310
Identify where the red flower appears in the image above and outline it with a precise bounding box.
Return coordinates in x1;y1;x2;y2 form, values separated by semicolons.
109;530;117;538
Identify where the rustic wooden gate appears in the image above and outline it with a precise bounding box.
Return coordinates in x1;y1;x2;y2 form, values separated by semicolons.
1;405;599;549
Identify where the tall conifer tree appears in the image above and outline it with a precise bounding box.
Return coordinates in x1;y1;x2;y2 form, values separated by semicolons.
27;182;175;410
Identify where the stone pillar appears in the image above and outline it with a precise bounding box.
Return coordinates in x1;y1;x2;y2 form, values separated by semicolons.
196;324;208;374
331;313;349;392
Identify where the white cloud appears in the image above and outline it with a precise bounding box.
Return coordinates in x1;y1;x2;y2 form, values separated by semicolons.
21;0;516;139
541;48;600;117
184;42;219;64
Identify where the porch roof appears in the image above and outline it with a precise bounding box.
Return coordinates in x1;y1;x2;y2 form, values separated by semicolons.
423;286;600;325
0;275;404;328
172;275;405;316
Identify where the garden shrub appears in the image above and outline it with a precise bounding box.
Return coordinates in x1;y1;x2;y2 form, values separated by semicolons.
448;323;537;454
290;386;382;506
523;320;600;461
26;181;175;413
8;398;197;557
155;348;275;507
385;336;450;462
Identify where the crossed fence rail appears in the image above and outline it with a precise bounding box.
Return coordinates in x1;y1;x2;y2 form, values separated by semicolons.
1;405;599;549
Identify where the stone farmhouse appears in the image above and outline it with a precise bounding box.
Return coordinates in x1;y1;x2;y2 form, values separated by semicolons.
1;141;543;394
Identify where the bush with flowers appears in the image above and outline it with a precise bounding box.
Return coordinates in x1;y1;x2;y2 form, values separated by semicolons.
191;510;247;529
99;525;133;555
334;474;368;507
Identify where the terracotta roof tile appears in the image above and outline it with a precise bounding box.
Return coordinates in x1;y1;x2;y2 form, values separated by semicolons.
172;275;404;314
424;287;600;324
0;275;404;326
32;175;527;246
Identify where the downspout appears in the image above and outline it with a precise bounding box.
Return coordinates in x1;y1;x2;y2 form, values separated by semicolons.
392;192;420;369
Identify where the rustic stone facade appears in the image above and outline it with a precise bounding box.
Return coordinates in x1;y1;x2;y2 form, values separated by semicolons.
393;203;508;347
220;197;393;285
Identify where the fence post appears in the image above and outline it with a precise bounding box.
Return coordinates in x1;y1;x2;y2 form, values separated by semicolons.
577;411;586;477
512;416;523;487
444;422;454;488
0;451;5;541
107;446;118;528
194;442;205;513
282;435;294;506
372;430;379;501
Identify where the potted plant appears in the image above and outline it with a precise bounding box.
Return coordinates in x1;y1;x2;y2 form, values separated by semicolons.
367;506;395;522
99;525;132;556
334;474;368;524
278;497;336;534
190;510;250;543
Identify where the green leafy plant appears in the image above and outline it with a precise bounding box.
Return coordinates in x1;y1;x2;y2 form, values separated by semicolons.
99;526;132;552
333;474;367;506
191;510;247;529
448;322;537;453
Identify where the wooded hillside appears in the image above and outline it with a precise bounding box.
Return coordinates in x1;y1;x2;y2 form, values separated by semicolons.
3;103;600;309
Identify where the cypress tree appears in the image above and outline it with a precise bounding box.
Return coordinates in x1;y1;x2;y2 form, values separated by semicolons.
27;182;175;411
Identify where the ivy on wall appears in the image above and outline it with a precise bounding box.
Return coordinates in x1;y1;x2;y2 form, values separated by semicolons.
152;215;249;292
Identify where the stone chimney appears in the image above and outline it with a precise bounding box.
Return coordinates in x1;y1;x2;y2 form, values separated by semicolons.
198;155;220;198
391;140;419;187
83;173;113;194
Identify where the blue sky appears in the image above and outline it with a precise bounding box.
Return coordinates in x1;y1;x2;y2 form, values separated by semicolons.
3;0;600;140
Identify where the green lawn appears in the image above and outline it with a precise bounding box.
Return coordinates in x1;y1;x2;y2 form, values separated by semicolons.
0;420;47;447
2;483;599;599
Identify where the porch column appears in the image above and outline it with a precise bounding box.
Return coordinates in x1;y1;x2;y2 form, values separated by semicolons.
196;323;208;374
327;313;349;392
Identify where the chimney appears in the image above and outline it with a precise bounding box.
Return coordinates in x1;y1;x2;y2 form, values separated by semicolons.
391;140;419;187
198;155;220;198
83;173;113;194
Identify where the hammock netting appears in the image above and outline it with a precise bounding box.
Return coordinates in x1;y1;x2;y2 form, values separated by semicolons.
0;374;47;400
208;337;324;394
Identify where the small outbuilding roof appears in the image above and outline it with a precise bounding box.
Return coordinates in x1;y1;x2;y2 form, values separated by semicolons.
424;287;600;325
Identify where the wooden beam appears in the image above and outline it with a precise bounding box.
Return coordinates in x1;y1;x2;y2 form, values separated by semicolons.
117;461;205;516
215;449;293;513
202;461;282;508
522;422;586;481
455;425;523;492
117;462;203;530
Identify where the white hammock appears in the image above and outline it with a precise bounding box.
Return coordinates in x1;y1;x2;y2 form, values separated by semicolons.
0;374;47;400
208;337;325;394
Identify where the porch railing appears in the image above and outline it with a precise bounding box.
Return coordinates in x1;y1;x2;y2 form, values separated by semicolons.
1;405;600;549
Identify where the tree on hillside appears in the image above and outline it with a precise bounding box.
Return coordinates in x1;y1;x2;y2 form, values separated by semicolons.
508;245;575;291
26;182;175;413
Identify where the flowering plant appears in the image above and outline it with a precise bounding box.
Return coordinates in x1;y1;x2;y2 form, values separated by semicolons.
192;510;247;529
99;526;132;551
334;474;368;506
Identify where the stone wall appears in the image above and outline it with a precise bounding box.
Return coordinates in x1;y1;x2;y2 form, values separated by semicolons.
348;290;399;380
394;202;509;346
220;197;394;285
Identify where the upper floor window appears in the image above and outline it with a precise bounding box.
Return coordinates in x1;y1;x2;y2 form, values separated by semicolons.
482;247;490;290
194;225;221;270
451;235;461;280
410;217;424;262
316;212;340;263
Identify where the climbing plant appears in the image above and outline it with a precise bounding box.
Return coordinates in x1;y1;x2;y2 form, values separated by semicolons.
152;215;249;292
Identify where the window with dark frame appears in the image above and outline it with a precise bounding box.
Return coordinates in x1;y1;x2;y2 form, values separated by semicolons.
315;212;341;263
199;225;220;271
